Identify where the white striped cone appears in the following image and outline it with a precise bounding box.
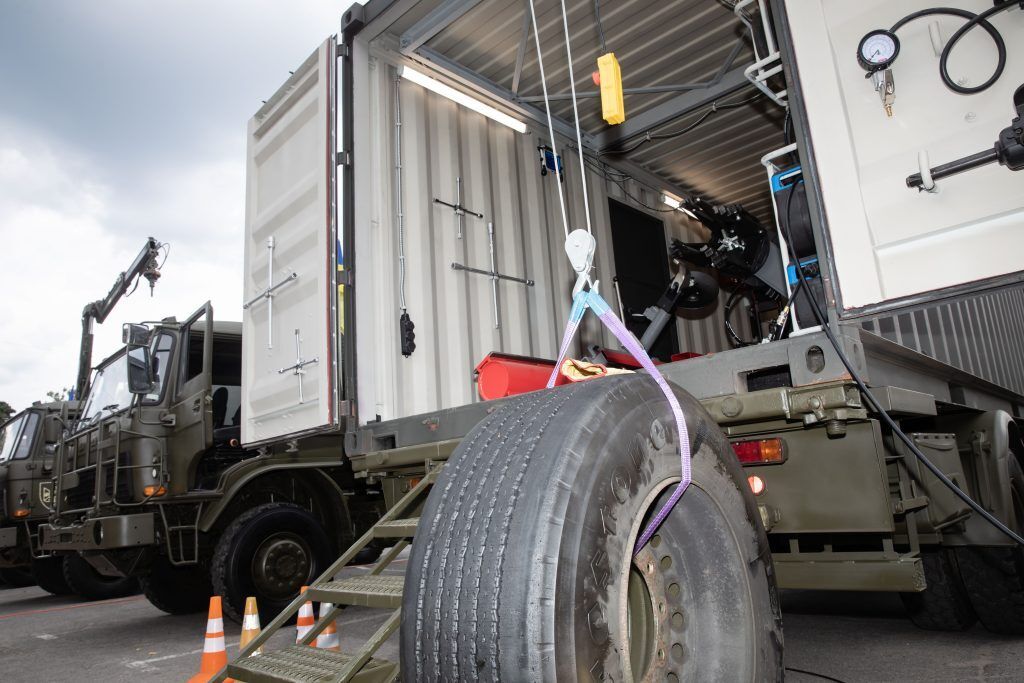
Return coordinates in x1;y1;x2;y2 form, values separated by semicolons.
316;602;340;651
296;587;315;645
240;596;263;656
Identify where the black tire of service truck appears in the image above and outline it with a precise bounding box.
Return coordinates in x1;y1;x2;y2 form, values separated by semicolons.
955;456;1024;634
211;502;333;624
0;566;36;587
140;555;212;615
32;556;73;596
62;554;139;601
899;549;976;631
401;375;784;682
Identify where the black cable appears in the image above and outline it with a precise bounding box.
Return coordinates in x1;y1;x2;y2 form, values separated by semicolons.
890;2;1016;95
782;179;1024;547
581;156;678;213
724;286;754;347
605;90;763;155
785;666;848;683
593;0;608;54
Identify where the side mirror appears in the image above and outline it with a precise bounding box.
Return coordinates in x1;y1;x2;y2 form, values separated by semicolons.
122;323;150;346
43;415;61;444
126;346;155;395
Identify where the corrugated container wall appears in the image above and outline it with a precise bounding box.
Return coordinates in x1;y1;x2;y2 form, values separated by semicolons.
354;53;744;423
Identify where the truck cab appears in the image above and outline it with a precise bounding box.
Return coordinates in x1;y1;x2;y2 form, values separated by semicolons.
0;401;73;582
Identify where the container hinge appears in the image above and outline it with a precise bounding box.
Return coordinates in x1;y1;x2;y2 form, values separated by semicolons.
336;42;350;59
338;268;354;286
336;150;351;167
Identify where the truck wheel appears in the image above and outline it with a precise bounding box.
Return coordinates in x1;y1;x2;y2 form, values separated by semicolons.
899;549;975;630
32;557;72;596
63;554;140;601
955;457;1024;634
140;556;211;614
0;566;36;587
401;375;783;682
211;502;332;624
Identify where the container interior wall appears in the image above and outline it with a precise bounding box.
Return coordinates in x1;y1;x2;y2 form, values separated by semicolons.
353;55;747;424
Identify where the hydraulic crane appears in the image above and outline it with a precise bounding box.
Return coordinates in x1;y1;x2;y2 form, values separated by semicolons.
75;238;165;401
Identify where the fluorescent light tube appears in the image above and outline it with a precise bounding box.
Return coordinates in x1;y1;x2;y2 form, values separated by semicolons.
400;66;528;134
662;194;698;221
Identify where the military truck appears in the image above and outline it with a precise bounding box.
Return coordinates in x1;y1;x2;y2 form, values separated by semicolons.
0;401;138;599
40;307;386;622
201;0;1024;679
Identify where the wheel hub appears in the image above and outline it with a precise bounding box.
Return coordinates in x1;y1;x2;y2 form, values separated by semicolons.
252;534;311;599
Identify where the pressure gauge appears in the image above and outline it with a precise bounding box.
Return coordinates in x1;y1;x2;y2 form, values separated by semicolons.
856;29;900;73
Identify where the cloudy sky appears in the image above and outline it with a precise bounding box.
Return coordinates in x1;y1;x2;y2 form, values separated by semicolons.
0;0;351;411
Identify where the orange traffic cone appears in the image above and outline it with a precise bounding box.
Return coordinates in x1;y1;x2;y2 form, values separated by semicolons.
296;586;315;645
316;602;340;651
239;596;263;656
188;596;228;683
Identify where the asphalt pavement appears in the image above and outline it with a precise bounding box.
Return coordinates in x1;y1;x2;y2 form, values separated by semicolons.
1;572;1022;682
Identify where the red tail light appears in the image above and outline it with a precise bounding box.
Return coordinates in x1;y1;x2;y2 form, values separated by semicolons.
732;438;787;465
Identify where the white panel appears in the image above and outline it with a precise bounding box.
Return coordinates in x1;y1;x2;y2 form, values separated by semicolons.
786;0;1024;309
353;53;744;424
241;38;336;446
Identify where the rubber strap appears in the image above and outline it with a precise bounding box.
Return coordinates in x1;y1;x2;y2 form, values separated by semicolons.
547;290;692;555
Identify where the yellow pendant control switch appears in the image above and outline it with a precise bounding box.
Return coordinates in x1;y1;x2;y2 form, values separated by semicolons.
597;52;626;125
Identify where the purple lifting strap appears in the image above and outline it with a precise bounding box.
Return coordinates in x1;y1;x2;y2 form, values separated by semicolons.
546;290;692;555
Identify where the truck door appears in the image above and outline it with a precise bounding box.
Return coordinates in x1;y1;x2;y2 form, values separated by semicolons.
241;37;339;447
169;303;214;493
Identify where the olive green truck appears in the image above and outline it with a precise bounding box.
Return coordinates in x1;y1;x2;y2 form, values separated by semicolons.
58;0;1024;680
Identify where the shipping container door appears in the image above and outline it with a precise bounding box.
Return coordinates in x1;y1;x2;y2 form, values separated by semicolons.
241;38;338;447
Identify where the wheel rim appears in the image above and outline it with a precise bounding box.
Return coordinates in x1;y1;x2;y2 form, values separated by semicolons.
620;479;684;683
251;532;312;600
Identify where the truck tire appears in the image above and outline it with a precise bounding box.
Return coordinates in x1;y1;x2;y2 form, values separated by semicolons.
954;457;1024;634
140;556;211;615
899;549;976;630
401;375;783;682
211;502;333;624
63;554;139;601
0;566;36;587
32;557;72;596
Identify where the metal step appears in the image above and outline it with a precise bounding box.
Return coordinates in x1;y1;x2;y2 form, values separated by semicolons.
307;574;404;609
372;518;419;539
225;645;396;683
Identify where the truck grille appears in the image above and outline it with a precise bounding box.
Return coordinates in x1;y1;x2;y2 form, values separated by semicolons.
64;470;96;511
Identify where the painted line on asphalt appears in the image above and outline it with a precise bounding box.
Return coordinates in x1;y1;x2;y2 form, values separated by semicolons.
0;594;145;620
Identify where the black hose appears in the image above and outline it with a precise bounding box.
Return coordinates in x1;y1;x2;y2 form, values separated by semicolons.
782;181;1024;546
890;2;1016;95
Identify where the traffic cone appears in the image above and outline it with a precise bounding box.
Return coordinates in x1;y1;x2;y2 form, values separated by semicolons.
239;596;263;656
295;586;315;645
188;596;227;683
316;602;340;651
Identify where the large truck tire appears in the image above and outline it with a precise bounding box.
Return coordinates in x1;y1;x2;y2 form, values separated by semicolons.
32;556;73;596
211;502;333;624
899;549;976;630
140;555;211;614
954;457;1024;634
0;566;36;587
401;375;783;682
63;554;139;601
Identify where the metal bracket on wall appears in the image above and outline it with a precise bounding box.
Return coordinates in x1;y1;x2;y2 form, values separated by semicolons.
451;221;534;329
242;236;298;349
434;177;483;240
278;328;319;404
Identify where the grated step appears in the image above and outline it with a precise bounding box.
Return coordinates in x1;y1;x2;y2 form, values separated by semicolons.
307;574;404;609
373;517;419;539
225;645;395;683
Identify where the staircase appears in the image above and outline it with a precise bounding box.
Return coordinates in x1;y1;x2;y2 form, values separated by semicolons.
214;468;438;683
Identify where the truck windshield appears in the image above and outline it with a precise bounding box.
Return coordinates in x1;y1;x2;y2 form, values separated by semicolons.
81;353;131;421
0;413;29;462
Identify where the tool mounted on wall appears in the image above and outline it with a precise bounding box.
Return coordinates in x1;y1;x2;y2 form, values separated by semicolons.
433;177;484;240
451;221;534;329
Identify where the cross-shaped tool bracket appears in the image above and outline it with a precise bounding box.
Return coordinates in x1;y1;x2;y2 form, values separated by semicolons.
278;329;319;405
433;176;483;240
451;221;534;329
242;236;298;349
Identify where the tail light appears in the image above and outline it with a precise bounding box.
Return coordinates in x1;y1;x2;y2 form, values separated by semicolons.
732;438;787;465
143;485;167;497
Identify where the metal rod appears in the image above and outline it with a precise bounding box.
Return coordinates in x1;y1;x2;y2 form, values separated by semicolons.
266;237;274;349
487;221;499;328
456;176;463;239
906;147;999;189
451;263;534;286
242;271;298;309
